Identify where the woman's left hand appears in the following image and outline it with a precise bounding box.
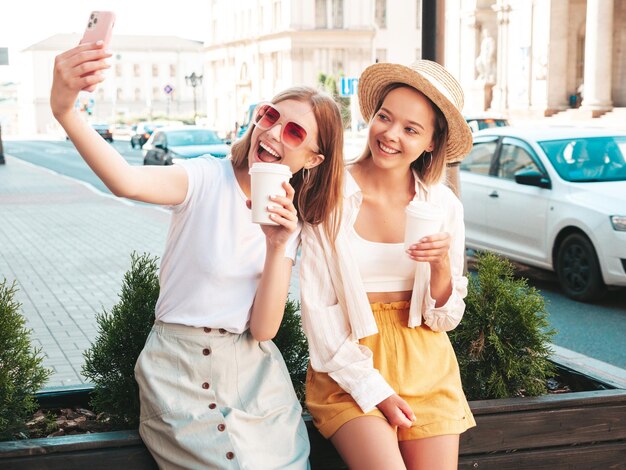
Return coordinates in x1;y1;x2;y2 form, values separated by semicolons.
406;232;451;269
251;181;299;247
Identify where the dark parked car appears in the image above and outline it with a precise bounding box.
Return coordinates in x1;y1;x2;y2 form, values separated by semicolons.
67;123;113;142
143;126;231;165
464;114;510;133
91;124;113;142
130;123;163;148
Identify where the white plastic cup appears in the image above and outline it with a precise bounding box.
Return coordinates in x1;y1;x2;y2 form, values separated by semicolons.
248;162;292;225
404;201;444;251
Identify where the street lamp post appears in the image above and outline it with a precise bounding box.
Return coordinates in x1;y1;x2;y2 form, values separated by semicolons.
185;72;203;121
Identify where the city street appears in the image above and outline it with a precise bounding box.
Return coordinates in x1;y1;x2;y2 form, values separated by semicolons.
1;137;624;390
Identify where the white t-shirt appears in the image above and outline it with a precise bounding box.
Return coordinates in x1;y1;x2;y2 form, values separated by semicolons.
155;156;300;332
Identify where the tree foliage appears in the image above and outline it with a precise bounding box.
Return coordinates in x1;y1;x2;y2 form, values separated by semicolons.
273;298;309;403
82;252;160;428
318;72;351;128
0;279;51;441
449;252;556;400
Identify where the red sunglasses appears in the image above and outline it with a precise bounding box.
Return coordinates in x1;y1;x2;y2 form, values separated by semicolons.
253;102;318;151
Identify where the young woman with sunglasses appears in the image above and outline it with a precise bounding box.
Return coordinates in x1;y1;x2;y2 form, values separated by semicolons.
300;60;476;469
50;41;344;469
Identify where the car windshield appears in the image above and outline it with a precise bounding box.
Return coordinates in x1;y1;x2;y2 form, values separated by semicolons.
167;129;222;146
539;136;626;182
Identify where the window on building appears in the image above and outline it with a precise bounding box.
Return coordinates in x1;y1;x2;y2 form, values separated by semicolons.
153;87;160;100
376;49;387;63
133;64;140;77
134;88;141;101
272;52;280;80
315;0;327;28
375;0;387;29
273;0;281;29
152;65;159;78
97;88;105;101
115;64;122;77
212;18;218;42
331;0;344;28
170;64;176;77
117;88;123;101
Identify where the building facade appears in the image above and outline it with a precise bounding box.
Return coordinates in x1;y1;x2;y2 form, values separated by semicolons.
20;34;204;135
444;0;625;118
204;0;423;135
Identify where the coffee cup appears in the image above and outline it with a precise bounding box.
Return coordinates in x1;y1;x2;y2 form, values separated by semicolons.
404;201;443;251
248;162;292;225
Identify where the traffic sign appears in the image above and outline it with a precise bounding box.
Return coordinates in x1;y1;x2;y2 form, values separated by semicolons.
340;77;359;97
164;84;174;95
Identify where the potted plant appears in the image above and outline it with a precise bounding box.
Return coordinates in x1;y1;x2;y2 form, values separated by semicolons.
1;254;625;469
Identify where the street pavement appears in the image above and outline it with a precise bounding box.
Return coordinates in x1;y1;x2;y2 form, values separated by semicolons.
0;156;170;386
2;145;625;390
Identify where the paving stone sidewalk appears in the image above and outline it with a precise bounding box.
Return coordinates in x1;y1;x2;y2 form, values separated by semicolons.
0;156;170;386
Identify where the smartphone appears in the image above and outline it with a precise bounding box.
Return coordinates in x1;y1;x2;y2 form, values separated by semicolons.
80;11;116;48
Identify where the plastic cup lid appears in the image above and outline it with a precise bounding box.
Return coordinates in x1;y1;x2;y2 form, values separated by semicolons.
248;162;292;177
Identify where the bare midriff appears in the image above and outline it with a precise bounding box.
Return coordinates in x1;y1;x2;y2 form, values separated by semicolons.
366;290;412;304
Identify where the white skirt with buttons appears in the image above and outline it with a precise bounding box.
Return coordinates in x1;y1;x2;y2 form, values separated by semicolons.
134;321;310;469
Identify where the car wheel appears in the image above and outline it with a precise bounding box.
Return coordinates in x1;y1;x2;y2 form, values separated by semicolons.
556;233;605;302
131;141;136;148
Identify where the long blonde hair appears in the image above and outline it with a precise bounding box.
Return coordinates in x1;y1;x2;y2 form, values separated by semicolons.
231;87;344;240
356;83;449;186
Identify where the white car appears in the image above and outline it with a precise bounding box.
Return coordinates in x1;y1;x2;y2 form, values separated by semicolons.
460;126;626;301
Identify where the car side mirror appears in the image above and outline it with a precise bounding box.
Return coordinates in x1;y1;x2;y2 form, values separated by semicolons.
514;169;551;189
155;143;167;150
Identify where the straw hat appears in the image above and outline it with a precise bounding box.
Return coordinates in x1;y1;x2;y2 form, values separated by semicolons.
358;60;473;163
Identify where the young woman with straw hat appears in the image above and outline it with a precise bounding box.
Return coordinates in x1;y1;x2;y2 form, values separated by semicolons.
300;60;476;469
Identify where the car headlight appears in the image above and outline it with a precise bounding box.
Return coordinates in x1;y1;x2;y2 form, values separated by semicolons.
610;215;626;231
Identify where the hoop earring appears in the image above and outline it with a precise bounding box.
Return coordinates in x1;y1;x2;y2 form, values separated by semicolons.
423;151;433;170
302;167;311;185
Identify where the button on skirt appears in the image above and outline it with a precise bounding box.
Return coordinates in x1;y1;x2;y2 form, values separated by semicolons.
135;321;310;469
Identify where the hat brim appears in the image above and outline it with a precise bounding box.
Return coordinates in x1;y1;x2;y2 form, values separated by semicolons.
358;63;473;163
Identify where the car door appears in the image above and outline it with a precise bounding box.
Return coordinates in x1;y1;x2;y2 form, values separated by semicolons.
484;137;551;262
459;136;500;250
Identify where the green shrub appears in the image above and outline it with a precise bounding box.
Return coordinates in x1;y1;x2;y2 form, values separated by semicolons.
0;279;51;441
273;298;309;402
82;252;160;429
449;252;556;400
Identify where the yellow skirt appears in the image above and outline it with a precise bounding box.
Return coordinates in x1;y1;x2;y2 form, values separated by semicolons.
306;301;476;441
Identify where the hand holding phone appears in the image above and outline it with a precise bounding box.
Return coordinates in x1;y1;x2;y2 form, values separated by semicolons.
78;11;115;92
80;11;116;48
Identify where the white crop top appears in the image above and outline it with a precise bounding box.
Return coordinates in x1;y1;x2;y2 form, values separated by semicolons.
348;227;415;292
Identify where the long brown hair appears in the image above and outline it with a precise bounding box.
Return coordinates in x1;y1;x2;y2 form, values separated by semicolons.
230;87;344;240
356;83;449;186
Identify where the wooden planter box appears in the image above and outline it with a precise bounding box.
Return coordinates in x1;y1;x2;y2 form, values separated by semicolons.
2;360;625;469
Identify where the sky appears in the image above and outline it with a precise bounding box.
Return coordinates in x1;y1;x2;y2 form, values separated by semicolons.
0;1;211;81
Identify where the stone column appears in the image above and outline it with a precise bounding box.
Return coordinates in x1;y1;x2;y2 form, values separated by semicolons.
545;0;570;115
492;0;512;112
580;0;614;116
